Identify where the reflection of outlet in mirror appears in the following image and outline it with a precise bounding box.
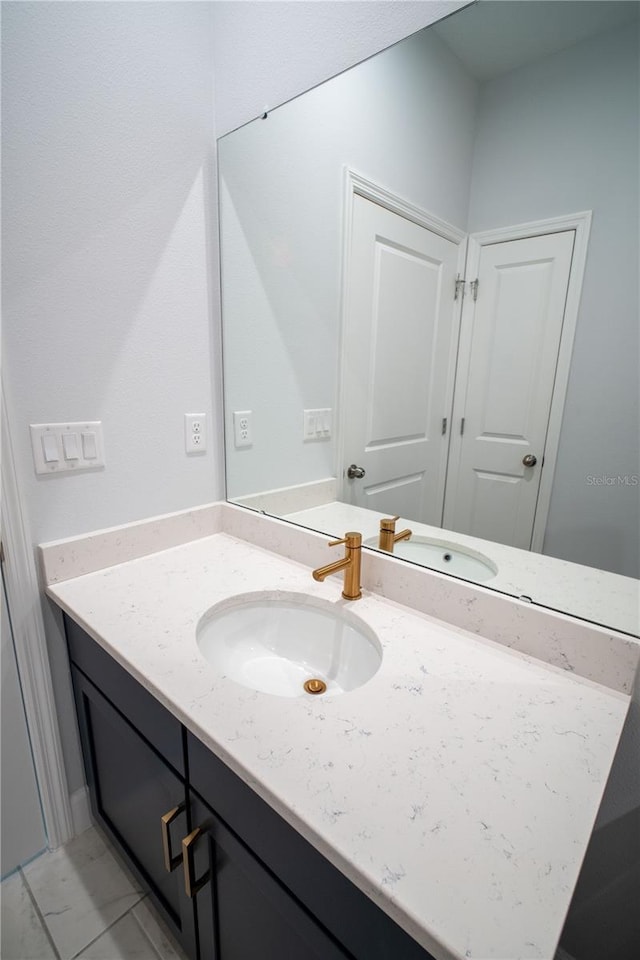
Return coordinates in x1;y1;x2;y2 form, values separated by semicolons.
185;413;206;454
233;410;253;448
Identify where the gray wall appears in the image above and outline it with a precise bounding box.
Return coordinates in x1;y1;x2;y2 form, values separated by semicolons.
468;24;640;578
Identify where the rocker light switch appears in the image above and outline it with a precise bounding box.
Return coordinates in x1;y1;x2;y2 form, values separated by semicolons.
82;431;98;459
62;432;80;460
41;433;59;463
30;422;105;475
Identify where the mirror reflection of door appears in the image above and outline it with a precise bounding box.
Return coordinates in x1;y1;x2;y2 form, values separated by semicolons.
341;193;464;524
342;193;578;550
444;231;575;549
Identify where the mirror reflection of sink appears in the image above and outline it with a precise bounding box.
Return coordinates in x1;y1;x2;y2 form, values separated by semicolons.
196;591;382;698
365;536;497;582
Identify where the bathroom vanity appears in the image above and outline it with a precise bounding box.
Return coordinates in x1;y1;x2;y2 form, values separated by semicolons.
65;615;430;960
41;503;638;960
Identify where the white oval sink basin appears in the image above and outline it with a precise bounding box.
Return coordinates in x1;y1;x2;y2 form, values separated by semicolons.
365;535;497;582
196;591;382;698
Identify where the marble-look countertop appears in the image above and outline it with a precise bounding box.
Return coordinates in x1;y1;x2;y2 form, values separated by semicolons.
45;524;631;960
284;501;640;637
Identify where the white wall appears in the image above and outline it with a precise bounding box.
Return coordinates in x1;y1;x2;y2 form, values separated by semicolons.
2;0;220;793
2;0;465;809
2;1;222;544
221;26;478;496
468;24;639;578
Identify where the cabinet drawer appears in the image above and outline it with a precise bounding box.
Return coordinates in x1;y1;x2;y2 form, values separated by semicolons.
187;732;432;960
65;614;184;776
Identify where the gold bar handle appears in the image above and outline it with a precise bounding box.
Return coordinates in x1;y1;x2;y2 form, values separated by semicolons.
182;827;211;898
160;803;185;872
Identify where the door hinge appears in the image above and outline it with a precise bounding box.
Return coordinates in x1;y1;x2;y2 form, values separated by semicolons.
454;275;466;301
470;278;479;301
460;417;465;436
441;417;447;436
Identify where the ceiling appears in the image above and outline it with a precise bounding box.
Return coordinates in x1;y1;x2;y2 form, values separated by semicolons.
433;0;639;80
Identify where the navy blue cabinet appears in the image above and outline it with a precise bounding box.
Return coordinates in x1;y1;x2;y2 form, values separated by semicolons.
188;790;350;960
65;614;434;960
70;665;197;956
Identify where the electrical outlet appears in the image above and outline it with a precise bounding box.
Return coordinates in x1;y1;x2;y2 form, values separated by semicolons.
185;413;206;454
233;410;253;448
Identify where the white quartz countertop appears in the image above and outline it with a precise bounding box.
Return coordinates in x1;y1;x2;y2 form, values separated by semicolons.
46;529;630;960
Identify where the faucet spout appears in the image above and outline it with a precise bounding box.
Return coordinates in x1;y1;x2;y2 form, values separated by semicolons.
311;532;362;600
312;557;350;581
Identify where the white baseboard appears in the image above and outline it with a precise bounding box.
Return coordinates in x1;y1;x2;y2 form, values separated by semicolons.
70;785;93;837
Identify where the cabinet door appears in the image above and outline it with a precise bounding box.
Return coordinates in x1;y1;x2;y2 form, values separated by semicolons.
187;792;351;960
71;666;197;958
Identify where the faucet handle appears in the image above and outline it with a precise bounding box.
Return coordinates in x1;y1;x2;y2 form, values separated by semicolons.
380;516;399;531
328;531;362;548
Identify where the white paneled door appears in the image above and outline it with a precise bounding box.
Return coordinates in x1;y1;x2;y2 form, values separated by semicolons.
341;194;463;523
443;230;575;549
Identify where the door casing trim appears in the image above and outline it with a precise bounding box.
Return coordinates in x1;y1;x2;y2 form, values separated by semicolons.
1;383;74;850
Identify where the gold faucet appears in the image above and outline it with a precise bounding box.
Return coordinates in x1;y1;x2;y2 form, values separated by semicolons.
378;516;412;552
312;531;362;600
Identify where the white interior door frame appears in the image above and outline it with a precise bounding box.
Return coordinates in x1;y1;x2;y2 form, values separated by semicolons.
465;211;592;551
1;384;74;850
336;168;467;496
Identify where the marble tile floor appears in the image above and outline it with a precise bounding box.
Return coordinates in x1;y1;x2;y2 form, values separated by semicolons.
1;826;187;960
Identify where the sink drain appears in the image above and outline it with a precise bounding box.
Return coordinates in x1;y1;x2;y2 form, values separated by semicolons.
304;678;327;695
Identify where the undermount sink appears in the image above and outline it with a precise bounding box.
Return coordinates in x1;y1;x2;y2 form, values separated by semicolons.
365;535;497;582
196;591;382;698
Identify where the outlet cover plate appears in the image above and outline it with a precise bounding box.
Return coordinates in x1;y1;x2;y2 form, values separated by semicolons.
185;413;207;454
233;410;253;448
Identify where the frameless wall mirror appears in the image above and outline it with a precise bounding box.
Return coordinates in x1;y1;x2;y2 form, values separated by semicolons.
219;0;640;636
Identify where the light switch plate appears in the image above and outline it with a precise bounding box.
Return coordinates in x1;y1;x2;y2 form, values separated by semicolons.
303;408;331;441
30;422;105;475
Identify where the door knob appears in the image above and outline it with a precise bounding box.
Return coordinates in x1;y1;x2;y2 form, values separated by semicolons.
522;454;537;467
347;464;366;479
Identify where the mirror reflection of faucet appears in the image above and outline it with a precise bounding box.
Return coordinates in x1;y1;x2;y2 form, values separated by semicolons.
378;516;412;553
